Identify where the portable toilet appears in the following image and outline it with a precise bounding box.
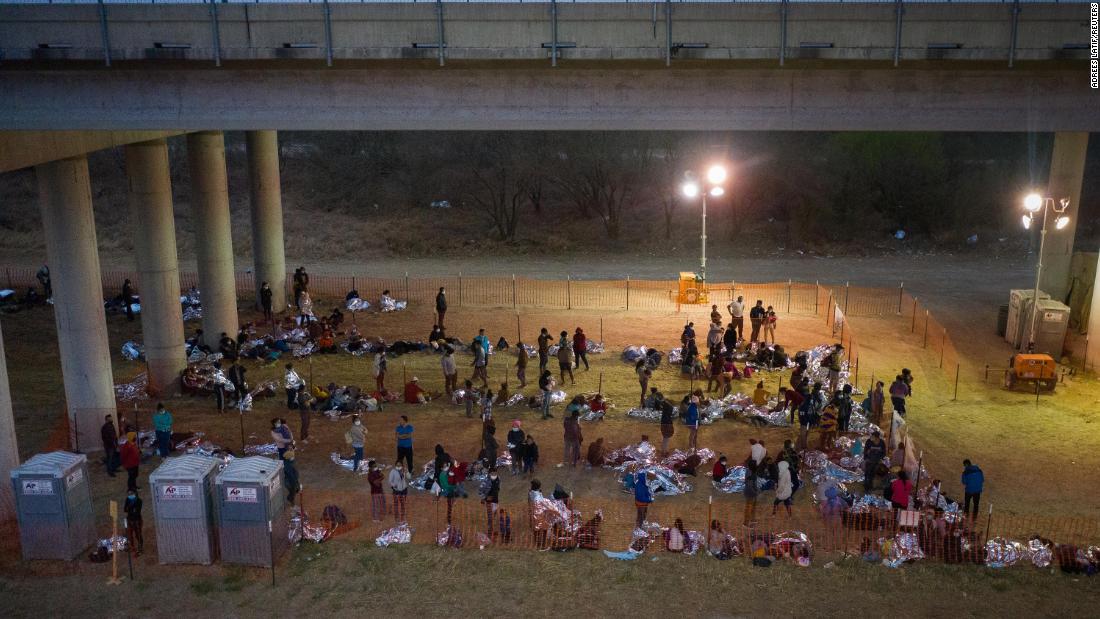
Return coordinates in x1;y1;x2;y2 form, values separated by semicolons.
1006;289;1050;348
677;272;708;305
1021;298;1071;357
214;456;288;567
10;451;95;560
149;454;220;565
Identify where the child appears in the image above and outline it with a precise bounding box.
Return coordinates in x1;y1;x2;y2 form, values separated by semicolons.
463;380;476;418
515;343;528;387
522;434;539;475
482;390;494;421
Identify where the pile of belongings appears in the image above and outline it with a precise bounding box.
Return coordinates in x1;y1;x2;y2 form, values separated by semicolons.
236;379;279;412
379;295;407;312
621;346;662;369
376;522;413;547
181;359;235;396
330;451;380;474
115;372;150;402
121;340;144;361
985;537;1057;569
606;441;714;497
288;509;336;545
530;488;603;551
181;288;202;321
346;297;371;313
746;344;794;371
748;531;813;567
547;340;606;356
879;531;925;568
174;432;231;460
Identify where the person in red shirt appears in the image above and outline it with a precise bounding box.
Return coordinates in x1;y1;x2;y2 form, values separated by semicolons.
403;377;428;404
119;432;141;491
367;460;386;521
776;385;806;425
712;455;729;481
572;328;590;371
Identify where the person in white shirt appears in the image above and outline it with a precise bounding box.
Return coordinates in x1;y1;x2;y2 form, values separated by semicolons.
284;363;304;409
388;461;411;522
749;438;767;465
441;347;458;394
727;295;745;342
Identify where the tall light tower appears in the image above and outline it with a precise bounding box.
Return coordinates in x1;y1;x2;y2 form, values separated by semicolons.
1021;191;1071;351
681;164;728;284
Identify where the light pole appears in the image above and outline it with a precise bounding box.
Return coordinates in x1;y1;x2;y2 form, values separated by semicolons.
1021;192;1071;351
682;164;728;284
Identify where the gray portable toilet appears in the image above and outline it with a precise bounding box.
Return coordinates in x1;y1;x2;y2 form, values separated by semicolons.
1006;289;1049;347
10;451;95;560
214;456;288;567
1022;298;1071;357
149;454;220;565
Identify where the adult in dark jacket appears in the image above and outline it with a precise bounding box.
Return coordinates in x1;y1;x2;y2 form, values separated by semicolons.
259;281;274;322
121;279;136;322
283;450;301;505
961;459;985;519
435;287;448;328
506;421;525;475
433;444;452;484
124;489;143;555
634;471;653;528
101;415;119;477
863;431;887;491
483;468;501;535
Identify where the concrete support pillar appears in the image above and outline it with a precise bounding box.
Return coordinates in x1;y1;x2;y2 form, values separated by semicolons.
0;319;20;521
125;139;186;395
246;130;287;313
186;131;238;349
35;156;115;453
1039;131;1089;302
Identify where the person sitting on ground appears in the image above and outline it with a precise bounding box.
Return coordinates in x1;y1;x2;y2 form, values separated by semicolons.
403;377;429;404
677;452;702;476
317;328;337;354
346;289;360;302
586;394;607;417
752;381;769;406
428;325;446;350
665;518;688;553
643;387;661;410
380;289;397;312
494;382;510;406
328;307;344;328
586;437;606;468
712;455;729;480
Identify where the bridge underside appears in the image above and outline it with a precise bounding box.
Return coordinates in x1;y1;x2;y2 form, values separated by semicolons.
0;64;1095;133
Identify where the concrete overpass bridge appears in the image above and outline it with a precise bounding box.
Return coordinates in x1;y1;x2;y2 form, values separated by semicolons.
0;1;1096;516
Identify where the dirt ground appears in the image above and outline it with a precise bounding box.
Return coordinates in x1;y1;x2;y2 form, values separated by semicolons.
2;269;1099;616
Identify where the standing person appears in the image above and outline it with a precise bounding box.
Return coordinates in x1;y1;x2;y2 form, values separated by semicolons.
259;281;274;323
538;370;555;419
707;321;724;356
395;415;414;473
514;342;528;387
293;267;309;310
471;345;489;390
101;415;119;477
824;344;844;391
211;362;229;413
271;418;293;460
889;374;910;416
818;401;838;450
870;380;886;426
709;304;722;325
748;300;766;343
367;461;386;522
634;471;653;528
572;328;590;371
121;278;136;322
797;382;824;451
961;459;984;520
563;410;583;467
763;306;777;344
863;431;887;492
296;386;313;442
463;380;477;418
889;471;913;511
373;350;388;393
772;461;793;516
283;450;301;506
227;362;247;407
835;384;854;433
435;287;448;328
636;360;651;408
507;421;525;475
36;263;51;299
345;416;366;474
742;458;759;526
685;395;699;450
472;328;491;359
727;295;745;341
722;321;738;353
521;434;539;475
152;403;172;458
483;467;501;536
556;331;575;385
441;346;458;395
659;396;675;455
284;363;304;409
120;432;141;492
680;322;696;347
389;460;411;522
123;488;144;556
537;328;552;373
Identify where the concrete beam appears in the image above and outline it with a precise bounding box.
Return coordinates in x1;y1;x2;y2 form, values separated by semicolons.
0;130;184;174
35;156;116;453
246;130;287;314
124;139;186;395
1039;131;1089;302
0;67;1095;132
186;131;238;348
0;319;20;522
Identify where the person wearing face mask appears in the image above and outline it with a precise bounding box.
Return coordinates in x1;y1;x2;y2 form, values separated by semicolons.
345;416;366;473
271;418;294;460
124;488;144;556
389;460;411;522
484;467;501;537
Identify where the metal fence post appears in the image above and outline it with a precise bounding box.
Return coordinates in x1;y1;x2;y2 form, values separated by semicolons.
97;0;111;67
512;274;517;309
911;297;917;333
626;276;630;310
209;0;222;67
940;328;946;368
787;278;792;313
567;275;572;310
844;281;850;316
458;272;463;307
897;282;904;314
953;363;960;400
814;280;819;315
404;271;410;302
923;310;929;348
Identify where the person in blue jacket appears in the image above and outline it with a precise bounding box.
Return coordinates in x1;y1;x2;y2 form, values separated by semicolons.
961;459;984;519
634;471;653;528
685;396;700;450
